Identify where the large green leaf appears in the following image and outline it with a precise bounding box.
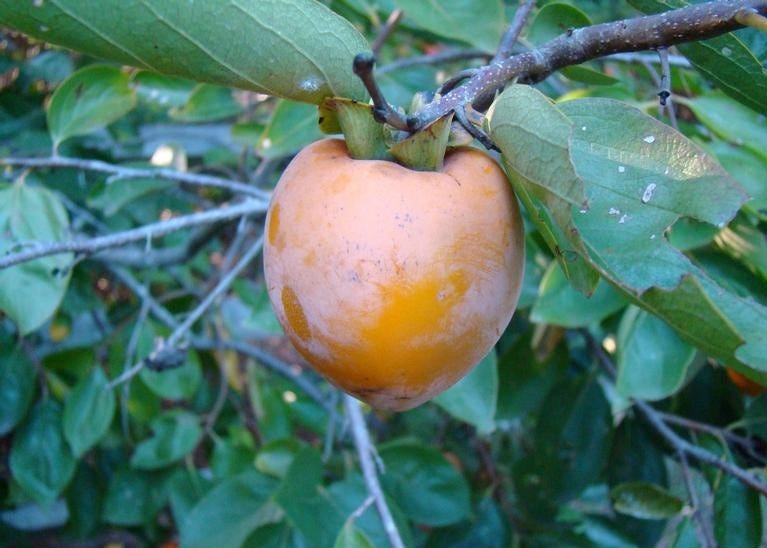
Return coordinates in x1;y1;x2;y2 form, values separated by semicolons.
46;64;136;149
274;447;346;546
527;2;591;46
256;99;324;159
433;350;498;435
392;0;505;52
489;85;597;294
378;439;471;526
616;307;698;401
0;180;73;335
491;86;767;377
181;470;279;548
0;0;368;104
627;0;767;115
9;401;76;504
63;366;116;456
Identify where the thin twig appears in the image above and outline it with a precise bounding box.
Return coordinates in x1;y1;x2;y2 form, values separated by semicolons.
353;53;410;130
106;235;264;389
344;395;405;548
0;156;270;200
376;48;492;75
410;0;767;129
581;330;767;498
678;450;716;548
0;199;267;270
194;338;332;412
659;411;766;465
493;0;537;62
607;51;691;68
657;47;678;129
110;266;179;329
371;9;403;55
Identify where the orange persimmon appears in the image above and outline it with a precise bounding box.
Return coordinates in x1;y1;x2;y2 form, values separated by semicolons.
264;139;524;410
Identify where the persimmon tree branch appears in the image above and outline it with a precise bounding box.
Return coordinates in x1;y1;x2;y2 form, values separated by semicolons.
344;395;405;548
0;199;267;270
409;0;767;129
0;156;271;200
492;0;536;62
581;330;767;498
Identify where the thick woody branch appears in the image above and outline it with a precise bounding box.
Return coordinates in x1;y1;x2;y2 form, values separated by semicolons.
411;0;767;129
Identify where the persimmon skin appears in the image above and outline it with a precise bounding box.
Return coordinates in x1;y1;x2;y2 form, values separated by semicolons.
726;368;766;397
264;138;524;411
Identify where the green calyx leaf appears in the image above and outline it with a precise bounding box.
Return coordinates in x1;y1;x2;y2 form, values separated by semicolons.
389;113;453;172
320;97;390;161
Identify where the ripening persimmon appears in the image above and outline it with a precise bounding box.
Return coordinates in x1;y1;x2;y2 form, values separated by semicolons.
726;368;766;397
263;138;524;411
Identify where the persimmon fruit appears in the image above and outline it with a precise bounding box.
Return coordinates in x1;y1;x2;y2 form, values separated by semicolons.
263;138;524;411
726;368;766;397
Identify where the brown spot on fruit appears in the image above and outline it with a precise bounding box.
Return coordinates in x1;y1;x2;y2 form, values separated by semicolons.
281;286;310;341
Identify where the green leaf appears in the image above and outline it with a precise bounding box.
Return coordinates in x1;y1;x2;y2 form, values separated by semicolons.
255;438;304;479
560;65;619;86
0;0;368;104
0;181;73;335
531;374;612;502
9;401;76;504
714;474;763;547
527;2;591;46
63;366;116;456
0;343;36;435
531;262;627;328
556;98;766;374
392;0;505;52
379;440;471;526
686;93;767;162
130;410;203;470
616;307;698;401
211;439;257;479
181;470;279;548
46;64;136;148
274;447;346;546
256;100;323;159
132;70;195;108
327;475;412;548
610;482;684;520
139;348;202;401
333;522;374;548
710;141;767;219
433;350;498;435
87;175;171;217
171;84;243;123
628;0;767;115
714;214;767;280
102;468;154;526
489;85;597;295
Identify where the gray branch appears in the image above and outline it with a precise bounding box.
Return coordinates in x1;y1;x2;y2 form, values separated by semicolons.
410;0;767;129
0;156;271;200
0;199;267;270
344;395;405;548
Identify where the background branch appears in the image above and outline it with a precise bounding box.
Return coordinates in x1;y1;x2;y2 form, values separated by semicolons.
0;199;267;270
344;395;405;548
0;156;271;200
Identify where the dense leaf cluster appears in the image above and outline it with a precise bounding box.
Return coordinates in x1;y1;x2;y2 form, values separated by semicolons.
1;1;766;546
